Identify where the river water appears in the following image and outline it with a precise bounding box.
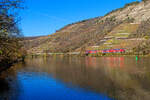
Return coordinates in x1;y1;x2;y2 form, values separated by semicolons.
0;56;150;100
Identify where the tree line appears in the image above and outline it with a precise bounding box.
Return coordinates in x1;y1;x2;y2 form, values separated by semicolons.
0;0;25;69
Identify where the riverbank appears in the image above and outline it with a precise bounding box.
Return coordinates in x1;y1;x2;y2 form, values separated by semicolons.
26;52;150;58
0;57;25;73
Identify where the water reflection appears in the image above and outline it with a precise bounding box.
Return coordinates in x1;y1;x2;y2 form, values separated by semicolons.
0;65;22;100
1;56;150;100
103;57;125;68
0;78;10;100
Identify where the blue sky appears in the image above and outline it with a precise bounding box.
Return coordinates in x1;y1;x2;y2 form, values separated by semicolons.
21;0;141;37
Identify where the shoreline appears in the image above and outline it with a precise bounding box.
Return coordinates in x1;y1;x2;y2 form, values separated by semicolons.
0;58;25;74
26;53;150;58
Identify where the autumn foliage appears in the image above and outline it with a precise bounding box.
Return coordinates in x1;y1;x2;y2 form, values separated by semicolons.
0;0;25;68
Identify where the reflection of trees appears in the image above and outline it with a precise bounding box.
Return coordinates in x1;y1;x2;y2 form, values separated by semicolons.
0;65;22;100
0;78;21;100
0;78;10;100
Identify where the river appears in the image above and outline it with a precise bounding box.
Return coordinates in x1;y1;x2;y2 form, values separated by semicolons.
0;56;150;100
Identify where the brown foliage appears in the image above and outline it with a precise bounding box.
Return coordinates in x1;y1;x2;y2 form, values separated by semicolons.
0;0;24;67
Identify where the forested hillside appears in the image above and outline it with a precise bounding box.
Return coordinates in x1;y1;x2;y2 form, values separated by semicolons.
24;0;150;55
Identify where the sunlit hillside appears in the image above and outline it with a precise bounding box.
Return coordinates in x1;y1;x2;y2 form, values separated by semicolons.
24;0;150;55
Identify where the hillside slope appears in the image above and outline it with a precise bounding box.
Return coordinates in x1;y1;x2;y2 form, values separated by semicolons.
24;0;150;54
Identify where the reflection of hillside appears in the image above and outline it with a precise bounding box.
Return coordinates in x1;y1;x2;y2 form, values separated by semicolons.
21;57;150;100
85;57;125;68
102;57;125;68
85;57;98;68
1;57;148;100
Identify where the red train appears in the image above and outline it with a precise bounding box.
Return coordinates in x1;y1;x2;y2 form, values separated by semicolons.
86;49;125;54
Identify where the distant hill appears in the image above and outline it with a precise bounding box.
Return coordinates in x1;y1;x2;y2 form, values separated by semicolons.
24;0;150;55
